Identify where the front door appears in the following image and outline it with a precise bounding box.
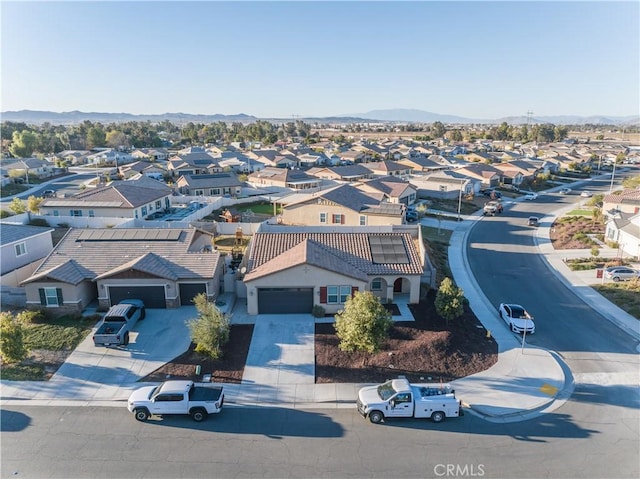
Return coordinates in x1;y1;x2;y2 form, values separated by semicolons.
393;278;403;293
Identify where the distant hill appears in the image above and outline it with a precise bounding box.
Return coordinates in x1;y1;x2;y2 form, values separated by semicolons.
0;110;257;125
1;108;637;126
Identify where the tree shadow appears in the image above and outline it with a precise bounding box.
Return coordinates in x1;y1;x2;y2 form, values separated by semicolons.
0;409;31;432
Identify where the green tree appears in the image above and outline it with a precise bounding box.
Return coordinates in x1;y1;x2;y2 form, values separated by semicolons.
8;198;26;214
434;277;465;326
0;312;29;363
450;129;463;142
86;126;106;149
27;195;43;213
431;121;446;138
187;293;230;359
9;130;38;157
334;290;392;355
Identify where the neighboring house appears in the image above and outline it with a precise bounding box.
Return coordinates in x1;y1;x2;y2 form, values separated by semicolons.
397;155;446;173
463;151;495;163
279;184;404;227
362;160;412;177
85;148;133;166
410;172;475;200
175;173;244;197
167;152;221;177
21;227;224;313
296;151;330;168
307;165;374;182
602;189;640;217
50;150;92;166
455;163;502;188
247;167;321;191
217;155;264;174
130;148;170;161
605;212;640;260
356;176;417;205
118;161;166;179
39;177;173;220
242;230;424;315
0;224;54;287
336;149;365;164
3;158;55;180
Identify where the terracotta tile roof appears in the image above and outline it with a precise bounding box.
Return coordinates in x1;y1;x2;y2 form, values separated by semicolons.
244;232;423;282
22;228;219;285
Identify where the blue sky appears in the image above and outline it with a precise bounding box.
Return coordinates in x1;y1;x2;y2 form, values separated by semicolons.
2;1;638;119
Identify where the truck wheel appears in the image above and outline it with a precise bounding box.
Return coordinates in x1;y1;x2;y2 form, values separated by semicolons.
191;408;208;422
123;332;130;346
140;307;146;320
369;411;384;424
431;411;445;423
134;408;150;422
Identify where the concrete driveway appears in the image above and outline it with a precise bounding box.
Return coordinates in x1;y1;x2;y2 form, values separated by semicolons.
46;307;197;397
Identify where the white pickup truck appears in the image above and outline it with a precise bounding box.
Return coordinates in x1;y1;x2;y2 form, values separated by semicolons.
127;380;224;422
357;377;463;424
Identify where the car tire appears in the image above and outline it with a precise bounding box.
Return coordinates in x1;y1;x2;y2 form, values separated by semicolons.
134;408;150;422
613;277;621;282
140;307;146;320
431;411;445;423
191;408;208;422
123;332;130;346
369;411;384;424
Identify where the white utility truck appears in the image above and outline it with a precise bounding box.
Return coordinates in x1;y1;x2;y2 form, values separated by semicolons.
127;380;224;422
357;377;463;424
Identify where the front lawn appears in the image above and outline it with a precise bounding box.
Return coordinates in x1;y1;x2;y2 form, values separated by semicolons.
593;281;640;320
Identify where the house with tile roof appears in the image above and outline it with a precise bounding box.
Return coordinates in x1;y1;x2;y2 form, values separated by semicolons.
410;171;475;200
38;177;173;220
118;160;166;179
307;164;374;182
241;229;425;315
356;176;417;205
167;151;221;177
604;212;640;260
362;160;412;178
602;189;640;217
279;184;405;227
175;173;244;197
3;157;55;180
21;227;223;313
130;148;170;162
455;163;502;188
397;155;446;173
247;167;321;191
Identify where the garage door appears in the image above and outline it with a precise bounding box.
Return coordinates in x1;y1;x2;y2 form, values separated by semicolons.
179;283;207;306
258;288;313;314
109;286;166;309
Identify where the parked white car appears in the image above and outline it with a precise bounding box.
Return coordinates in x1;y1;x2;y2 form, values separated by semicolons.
523;192;538;200
559;187;571;194
605;267;640;282
498;303;535;334
580;191;593;198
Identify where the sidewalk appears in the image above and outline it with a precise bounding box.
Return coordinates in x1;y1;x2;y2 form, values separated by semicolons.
2;186;637;422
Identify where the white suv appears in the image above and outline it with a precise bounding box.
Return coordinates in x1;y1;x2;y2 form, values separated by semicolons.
605;267;640;282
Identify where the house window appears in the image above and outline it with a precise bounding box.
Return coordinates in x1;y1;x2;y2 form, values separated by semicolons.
327;286;339;304
88;210;95;217
70;210;82;217
194;189;204;196
319;212;327;223
53;210;59;216
371;279;382;291
39;287;62;307
15;242;27;256
156;200;162;209
359;215;366;226
332;214;344;224
339;285;351;303
210;188;221;195
141;206;148;216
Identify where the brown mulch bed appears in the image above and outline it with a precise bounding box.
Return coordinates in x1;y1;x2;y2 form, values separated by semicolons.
139;324;254;383
315;291;497;384
139;293;497;385
549;217;605;249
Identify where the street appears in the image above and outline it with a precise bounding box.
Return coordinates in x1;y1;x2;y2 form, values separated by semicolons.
1;402;638;479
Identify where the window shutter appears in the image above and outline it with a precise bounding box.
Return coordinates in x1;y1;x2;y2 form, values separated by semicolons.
319;287;327;304
341;215;345;224
39;288;46;305
56;288;63;305
351;286;358;298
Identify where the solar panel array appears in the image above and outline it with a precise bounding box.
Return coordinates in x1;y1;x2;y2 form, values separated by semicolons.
77;229;181;242
368;235;409;264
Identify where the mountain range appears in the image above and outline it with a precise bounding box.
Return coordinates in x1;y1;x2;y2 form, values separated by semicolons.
1;109;638;126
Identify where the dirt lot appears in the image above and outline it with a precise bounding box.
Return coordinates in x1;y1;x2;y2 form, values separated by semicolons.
140;292;497;384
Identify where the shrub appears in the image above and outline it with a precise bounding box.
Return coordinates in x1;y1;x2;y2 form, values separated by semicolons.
334;291;392;354
0;210;12;218
188;293;230;359
29;218;49;227
435;277;465;325
0;312;29;363
312;305;326;318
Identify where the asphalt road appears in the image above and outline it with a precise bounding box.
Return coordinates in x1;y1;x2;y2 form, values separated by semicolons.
1;403;637;479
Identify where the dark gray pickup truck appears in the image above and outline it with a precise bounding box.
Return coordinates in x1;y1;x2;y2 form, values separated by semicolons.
92;299;145;346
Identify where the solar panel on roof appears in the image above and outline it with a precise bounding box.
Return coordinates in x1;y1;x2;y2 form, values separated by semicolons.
368;235;409;264
77;229;182;242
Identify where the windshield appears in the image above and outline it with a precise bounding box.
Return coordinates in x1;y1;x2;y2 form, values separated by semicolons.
377;381;397;400
149;386;160;400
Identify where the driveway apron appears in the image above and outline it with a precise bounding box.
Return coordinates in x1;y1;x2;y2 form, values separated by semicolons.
242;314;315;386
